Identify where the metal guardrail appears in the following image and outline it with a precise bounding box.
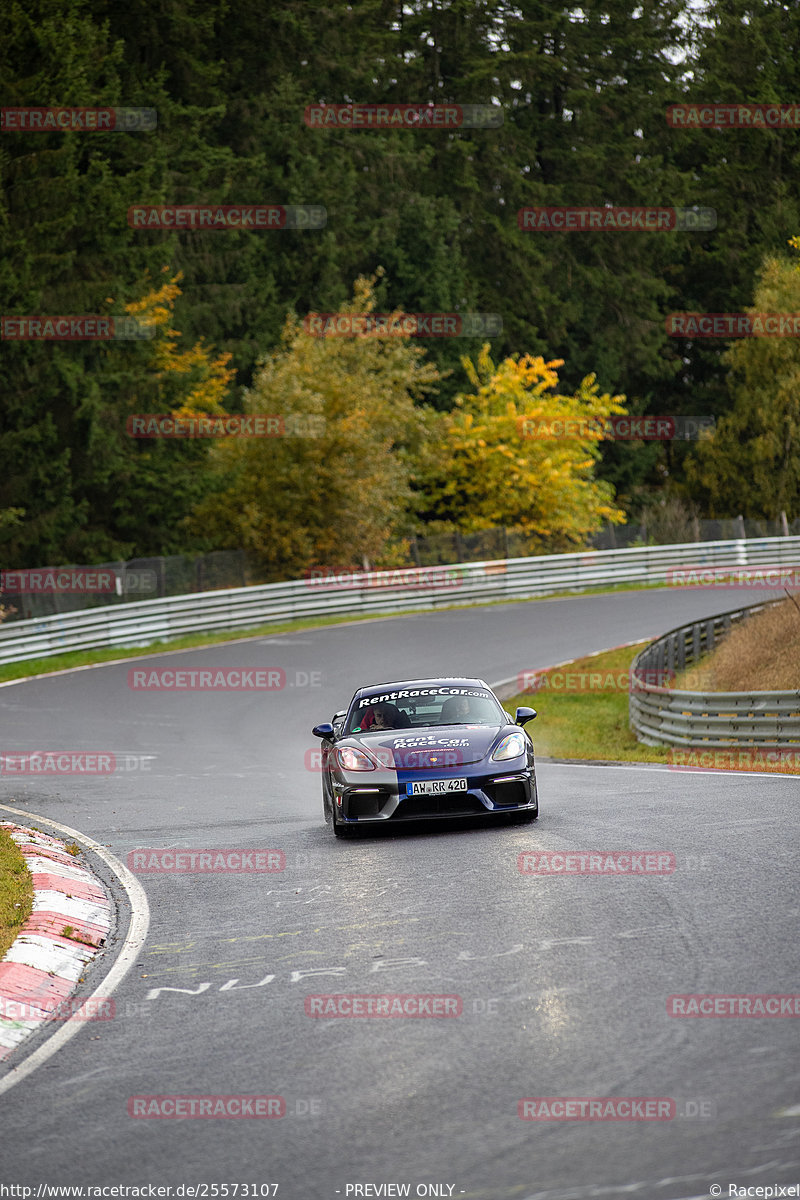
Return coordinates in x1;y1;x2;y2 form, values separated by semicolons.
1;536;799;668
629;601;800;749
7;516;799;624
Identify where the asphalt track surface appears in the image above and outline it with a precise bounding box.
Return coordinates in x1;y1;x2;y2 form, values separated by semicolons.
0;586;798;1200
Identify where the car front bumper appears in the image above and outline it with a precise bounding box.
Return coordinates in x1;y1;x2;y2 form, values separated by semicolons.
333;769;536;824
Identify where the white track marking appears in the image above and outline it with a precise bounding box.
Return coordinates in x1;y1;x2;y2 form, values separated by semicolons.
30;891;108;923
16;853;95;881
536;760;799;781
3;934;94;979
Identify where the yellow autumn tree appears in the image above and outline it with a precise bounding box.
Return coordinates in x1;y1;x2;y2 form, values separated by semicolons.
124;269;234;418
188;276;440;579
415;347;627;551
97;270;237;557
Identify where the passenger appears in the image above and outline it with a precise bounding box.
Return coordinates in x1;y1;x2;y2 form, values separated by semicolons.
440;696;472;724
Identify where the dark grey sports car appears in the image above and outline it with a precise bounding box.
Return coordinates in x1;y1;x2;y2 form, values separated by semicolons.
312;677;538;837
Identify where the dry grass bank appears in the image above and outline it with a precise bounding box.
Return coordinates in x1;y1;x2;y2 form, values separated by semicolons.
675;595;800;691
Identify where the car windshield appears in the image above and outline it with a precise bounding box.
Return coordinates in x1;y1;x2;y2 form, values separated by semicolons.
346;688;504;734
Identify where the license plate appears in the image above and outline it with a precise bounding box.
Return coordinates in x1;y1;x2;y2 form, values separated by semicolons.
407;778;468;796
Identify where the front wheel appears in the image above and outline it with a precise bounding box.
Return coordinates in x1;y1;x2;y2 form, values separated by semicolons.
333;816;357;838
515;805;539;823
321;768;334;824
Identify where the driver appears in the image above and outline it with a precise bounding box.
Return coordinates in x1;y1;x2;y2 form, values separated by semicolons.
361;702;402;730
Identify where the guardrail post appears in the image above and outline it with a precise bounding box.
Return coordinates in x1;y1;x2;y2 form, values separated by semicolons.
736;517;746;556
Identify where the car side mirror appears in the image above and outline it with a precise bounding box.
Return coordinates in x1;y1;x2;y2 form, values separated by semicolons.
515;707;537;725
312;722;335;739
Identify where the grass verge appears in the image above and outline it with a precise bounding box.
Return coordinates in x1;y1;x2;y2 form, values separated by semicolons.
505;642;672;764
0;826;33;959
504;642;800;774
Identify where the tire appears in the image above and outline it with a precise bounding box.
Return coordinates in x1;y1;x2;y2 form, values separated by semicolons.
321;767;334;824
515;805;539;823
324;767;357;837
333;816;357;838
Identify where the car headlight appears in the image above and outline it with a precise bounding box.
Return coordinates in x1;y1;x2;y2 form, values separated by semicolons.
336;746;376;772
492;732;526;761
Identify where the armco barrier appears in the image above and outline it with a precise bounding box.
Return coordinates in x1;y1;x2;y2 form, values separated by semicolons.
1;536;798;668
629;601;800;749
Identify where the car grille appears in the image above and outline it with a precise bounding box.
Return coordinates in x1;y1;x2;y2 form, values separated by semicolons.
395;794;486;819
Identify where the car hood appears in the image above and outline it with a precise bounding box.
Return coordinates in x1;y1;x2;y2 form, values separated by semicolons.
353;725;505;768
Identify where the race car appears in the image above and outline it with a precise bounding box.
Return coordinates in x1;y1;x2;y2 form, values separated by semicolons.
312;677;538;837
